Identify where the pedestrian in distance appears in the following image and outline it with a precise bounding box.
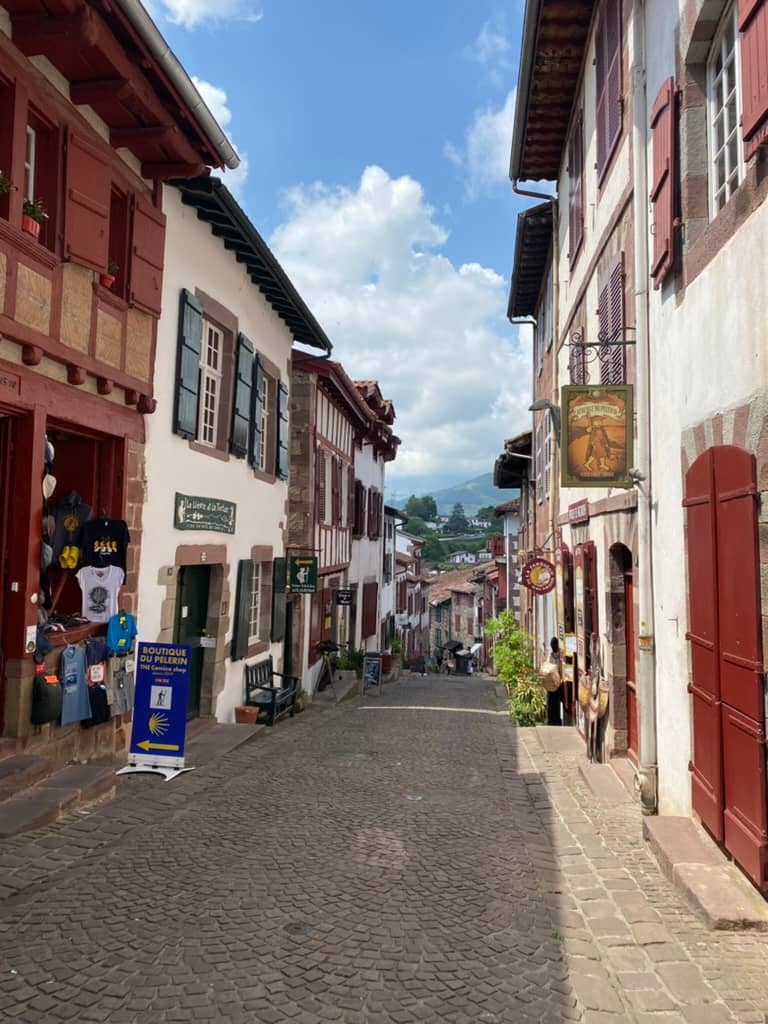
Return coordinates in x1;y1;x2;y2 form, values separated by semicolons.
544;637;564;726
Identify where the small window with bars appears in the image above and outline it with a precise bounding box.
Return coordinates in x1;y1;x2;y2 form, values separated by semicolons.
707;4;743;217
197;320;223;447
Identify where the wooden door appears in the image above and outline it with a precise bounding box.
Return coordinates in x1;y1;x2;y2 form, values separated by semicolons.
684;446;768;886
624;566;638;762
0;417;13;734
174;565;211;720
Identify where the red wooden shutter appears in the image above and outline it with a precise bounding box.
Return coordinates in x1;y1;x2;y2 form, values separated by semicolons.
331;457;340;526
309;589;322;662
316;448;326;524
362;581;378;639
598;253;625;384
347;466;354;528
568;112;584;267
738;0;768;159
64;130;110;273
713;446;767;884
596;0;623;180
129;196;166;317
650;78;676;287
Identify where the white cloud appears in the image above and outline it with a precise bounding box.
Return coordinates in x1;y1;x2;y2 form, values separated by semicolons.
192;76;249;197
270;166;531;488
465;22;511;68
445;90;516;199
158;0;262;29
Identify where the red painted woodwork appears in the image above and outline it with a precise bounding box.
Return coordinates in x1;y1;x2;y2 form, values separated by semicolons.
738;0;768;159
595;0;623;181
649;77;676;287
598;252;625;384
129;196;166;317
568;111;584;267
64;129;110;273
347;465;354;529
362;581;378;640
316;447;326;524
684;449;723;839
684;446;768;885
0;417;14;732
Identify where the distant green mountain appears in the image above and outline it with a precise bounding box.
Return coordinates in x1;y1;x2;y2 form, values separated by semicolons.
388;473;515;516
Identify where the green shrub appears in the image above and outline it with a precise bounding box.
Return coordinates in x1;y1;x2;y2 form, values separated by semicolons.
485;611;545;725
507;668;546;725
390;637;402;655
336;648;364;675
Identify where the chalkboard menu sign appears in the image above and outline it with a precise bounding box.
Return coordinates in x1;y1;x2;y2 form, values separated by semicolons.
362;652;381;692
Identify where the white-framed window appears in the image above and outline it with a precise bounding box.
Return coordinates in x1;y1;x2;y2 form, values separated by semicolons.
248;562;263;644
708;4;744;217
197;321;223;447
258;375;268;471
24;125;36;201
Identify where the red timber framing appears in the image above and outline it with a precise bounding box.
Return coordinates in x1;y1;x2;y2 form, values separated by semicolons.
684;446;768;888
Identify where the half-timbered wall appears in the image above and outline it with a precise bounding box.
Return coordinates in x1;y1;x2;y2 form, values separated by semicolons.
315;388;353;573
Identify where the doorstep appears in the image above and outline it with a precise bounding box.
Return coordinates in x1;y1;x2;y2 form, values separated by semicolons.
643;816;768;931
0;763;115;838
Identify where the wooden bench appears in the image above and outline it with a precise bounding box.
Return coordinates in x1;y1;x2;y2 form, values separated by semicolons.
243;656;298;726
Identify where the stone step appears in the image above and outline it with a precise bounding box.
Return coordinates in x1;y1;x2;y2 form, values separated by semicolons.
0;754;53;802
0;764;116;839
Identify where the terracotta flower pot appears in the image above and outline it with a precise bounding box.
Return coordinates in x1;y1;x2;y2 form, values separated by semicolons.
99;273;115;289
21;215;40;239
234;705;259;725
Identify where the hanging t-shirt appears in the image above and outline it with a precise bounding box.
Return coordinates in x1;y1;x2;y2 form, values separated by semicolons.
52;492;92;562
106;612;137;656
111;662;135;716
76;565;124;624
59;646;91;725
80;519;130;572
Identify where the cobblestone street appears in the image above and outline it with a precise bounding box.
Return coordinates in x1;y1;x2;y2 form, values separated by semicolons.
0;675;767;1023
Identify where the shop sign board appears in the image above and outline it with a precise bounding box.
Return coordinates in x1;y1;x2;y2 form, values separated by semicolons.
568;499;590;524
288;556;318;594
521;557;556;595
561;385;633;488
118;642;192;782
362;652;382;693
336;589;353;606
174;493;236;534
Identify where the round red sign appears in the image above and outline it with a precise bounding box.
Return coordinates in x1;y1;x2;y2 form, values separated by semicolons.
521;557;556;595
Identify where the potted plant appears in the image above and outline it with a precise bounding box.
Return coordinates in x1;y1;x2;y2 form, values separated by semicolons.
21;197;46;239
100;258;118;289
0;171;12;195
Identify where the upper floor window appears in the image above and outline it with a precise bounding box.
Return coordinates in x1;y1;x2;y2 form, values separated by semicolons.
595;0;623;182
24;125;36;202
708;4;744;216
257;374;268;471
198;321;224;447
568;111;584;268
248;561;263;645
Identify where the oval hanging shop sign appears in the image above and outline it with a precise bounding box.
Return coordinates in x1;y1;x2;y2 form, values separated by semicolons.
521;557;556;595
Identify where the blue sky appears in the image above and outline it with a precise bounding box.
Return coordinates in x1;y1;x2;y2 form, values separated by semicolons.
151;0;536;494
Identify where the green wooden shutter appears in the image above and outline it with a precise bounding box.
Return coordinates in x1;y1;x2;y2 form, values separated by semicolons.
271;557;287;642
248;355;264;468
173;289;203;439
230;333;253;458
277;381;289;480
231;558;254;661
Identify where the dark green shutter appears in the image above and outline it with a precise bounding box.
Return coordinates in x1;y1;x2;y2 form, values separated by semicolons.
173;289;203;439
271;557;287;642
230;333;253;458
249;355;264;467
231;559;254;661
277;381;289;480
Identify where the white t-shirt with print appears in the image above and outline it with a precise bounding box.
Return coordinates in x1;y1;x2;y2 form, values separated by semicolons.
76;565;124;624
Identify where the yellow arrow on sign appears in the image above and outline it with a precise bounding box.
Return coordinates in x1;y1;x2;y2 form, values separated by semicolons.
137;740;180;752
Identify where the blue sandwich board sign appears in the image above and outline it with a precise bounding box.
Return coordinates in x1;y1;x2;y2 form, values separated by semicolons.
117;642;193;782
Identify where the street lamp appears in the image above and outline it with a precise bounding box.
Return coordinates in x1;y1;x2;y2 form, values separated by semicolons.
529;398;561;439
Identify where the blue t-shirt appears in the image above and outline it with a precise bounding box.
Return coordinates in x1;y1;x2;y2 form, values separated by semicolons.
59;646;91;725
106;613;137;656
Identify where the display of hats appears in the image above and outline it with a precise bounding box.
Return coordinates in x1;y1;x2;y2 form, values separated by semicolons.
42;474;57;500
58;545;80;570
40;541;53;570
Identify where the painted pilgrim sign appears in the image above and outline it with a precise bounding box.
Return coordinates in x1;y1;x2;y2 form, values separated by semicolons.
561;385;633;488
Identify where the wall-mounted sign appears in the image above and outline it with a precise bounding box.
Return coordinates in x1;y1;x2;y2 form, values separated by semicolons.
561;385;633;488
568;499;590;524
174;493;236;534
521;557;556;595
336;589;353;606
288;556;318;594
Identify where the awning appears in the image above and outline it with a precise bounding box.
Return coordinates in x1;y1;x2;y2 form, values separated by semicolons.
470;642;482;654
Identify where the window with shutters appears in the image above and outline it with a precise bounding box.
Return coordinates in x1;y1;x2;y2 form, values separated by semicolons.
598;253;625;385
257;374;268;471
535;424;543;504
107;187;129;299
28;108;59;253
650;78;677;287
362;581;378;639
544;412;552;499
568;112;584;268
595;0;623;183
248;562;263;644
197;321;224;447
707;5;744;216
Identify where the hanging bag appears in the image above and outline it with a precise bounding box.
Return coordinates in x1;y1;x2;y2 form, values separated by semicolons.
539;658;562;693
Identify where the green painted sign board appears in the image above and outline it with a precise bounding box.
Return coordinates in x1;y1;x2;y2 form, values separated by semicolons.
174;493;237;534
289;556;318;593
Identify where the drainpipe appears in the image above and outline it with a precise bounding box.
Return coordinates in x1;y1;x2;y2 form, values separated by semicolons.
630;0;658;814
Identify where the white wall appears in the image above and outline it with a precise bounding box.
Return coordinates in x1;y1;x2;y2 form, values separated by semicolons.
138;186;293;723
348;441;385;651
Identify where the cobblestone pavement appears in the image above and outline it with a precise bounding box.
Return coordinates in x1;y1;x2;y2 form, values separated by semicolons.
0;676;766;1023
